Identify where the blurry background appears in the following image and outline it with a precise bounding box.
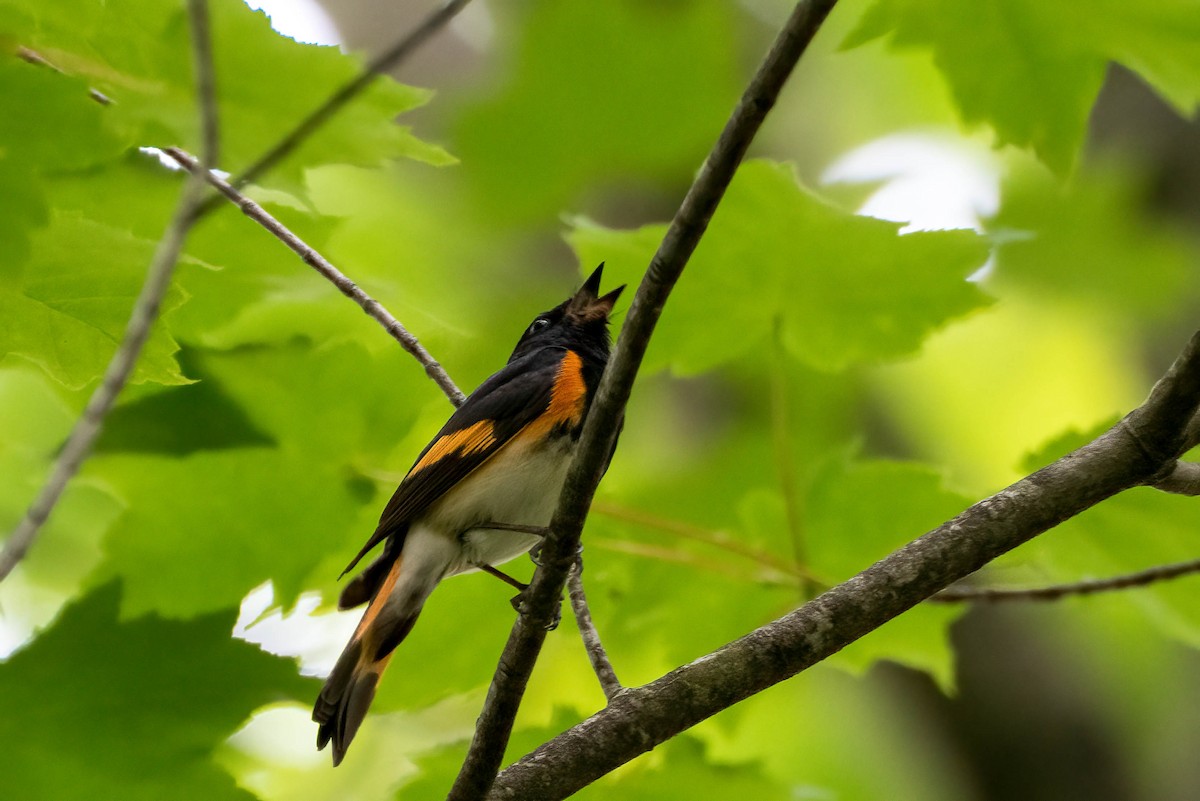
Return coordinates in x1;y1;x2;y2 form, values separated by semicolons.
2;0;1200;799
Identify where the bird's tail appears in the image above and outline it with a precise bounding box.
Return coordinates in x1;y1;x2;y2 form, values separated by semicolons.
313;554;429;765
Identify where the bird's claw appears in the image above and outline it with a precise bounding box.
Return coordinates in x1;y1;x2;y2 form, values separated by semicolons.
510;588;562;631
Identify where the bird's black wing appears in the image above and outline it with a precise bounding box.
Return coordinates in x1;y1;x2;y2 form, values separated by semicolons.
339;347;569;580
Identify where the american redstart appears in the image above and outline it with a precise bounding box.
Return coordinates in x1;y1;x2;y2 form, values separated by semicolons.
313;264;624;765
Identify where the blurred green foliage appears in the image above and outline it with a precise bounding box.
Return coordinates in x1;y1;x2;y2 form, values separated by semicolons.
1;0;1199;799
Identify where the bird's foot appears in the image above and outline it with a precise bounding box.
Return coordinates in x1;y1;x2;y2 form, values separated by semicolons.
529;540;583;569
509;587;561;631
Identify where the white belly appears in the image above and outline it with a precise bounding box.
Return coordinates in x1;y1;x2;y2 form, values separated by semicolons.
424;433;576;575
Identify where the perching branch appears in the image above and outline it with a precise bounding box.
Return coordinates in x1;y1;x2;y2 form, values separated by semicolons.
448;1;842;798
227;0;474;191
566;566;622;702
487;329;1200;800
0;0;218;582
163;147;466;407
930;556;1200;603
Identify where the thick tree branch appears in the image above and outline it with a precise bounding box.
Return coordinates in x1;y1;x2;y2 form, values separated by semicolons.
488;329;1200;801
163;147;466;406
228;0;473;191
448;1;842;798
0;1;217;582
930;556;1200;602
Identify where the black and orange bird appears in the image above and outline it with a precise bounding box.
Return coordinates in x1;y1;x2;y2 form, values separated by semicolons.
313;265;623;765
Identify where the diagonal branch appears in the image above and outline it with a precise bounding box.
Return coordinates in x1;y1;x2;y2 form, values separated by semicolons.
0;0;218;582
487;328;1200;801
228;0;473;191
163;147;466;407
447;1;842;798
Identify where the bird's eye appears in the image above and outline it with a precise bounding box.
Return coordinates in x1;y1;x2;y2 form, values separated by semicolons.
528;318;551;334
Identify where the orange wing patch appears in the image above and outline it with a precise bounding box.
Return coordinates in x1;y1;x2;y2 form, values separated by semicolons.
524;350;587;439
407;420;497;476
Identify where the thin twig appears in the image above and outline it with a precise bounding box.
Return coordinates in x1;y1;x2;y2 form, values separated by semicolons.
163;147;466;407
566;565;622;702
228;0;473;191
488;329;1200;801
0;1;217;582
448;2;841;798
591;501;816;581
769;316;815;597
1149;461;1200;495
930;557;1200;603
591;538;797;586
189;0;220;171
16;47;113;105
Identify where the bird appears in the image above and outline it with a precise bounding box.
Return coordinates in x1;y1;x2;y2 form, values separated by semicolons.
313;264;624;765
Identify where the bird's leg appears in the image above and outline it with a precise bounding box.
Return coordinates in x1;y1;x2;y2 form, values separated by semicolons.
474;562;528;592
472;560;557;628
476;522;550;537
474;522;584;631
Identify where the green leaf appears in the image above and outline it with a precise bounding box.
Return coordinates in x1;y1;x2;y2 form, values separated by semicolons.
0;56;123;283
0;211;189;388
570;160;990;374
496;711;794;801
1019;418;1118;474
593;736;792;801
1006;421;1200;647
806;458;971;686
1020;487;1200;647
0;58;129;170
989;164;1200;316
1;0;449;186
705;666;973;801
94;363;275;456
0;582;313;801
89;448;368;618
189;341;425;464
453;0;739;222
846;0;1200;173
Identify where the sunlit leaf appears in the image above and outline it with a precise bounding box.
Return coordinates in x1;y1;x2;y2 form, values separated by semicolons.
570;160;990;374
846;0;1200;172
